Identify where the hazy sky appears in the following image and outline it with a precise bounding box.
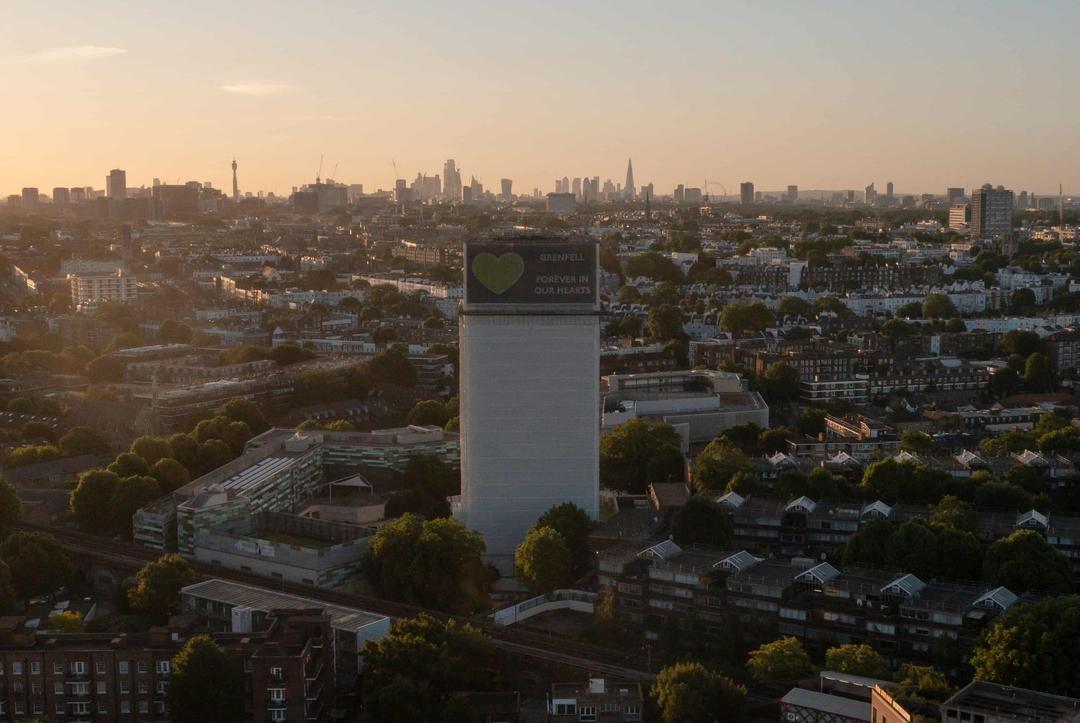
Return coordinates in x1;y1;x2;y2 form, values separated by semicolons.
2;0;1078;198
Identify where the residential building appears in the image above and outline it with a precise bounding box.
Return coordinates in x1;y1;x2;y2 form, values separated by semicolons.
548;678;643;722
971;185;1014;242
740;182;754;205
68;270;139;310
942;681;1080;723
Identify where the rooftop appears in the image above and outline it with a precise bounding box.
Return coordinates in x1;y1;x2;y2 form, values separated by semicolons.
945;681;1080;722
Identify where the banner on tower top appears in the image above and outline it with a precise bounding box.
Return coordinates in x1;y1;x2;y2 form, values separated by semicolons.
465;240;597;307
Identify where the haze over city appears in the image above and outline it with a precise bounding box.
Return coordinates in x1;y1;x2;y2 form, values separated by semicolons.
3;0;1079;196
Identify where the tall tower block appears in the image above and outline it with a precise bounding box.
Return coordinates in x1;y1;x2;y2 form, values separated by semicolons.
624;158;635;200
231;159;239;201
455;236;600;572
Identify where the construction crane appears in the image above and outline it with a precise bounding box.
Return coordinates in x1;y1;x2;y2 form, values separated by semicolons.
391;159;400;182
316;154;324;184
331;163;338;183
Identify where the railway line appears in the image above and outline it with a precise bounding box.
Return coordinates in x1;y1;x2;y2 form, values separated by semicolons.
18;522;656;681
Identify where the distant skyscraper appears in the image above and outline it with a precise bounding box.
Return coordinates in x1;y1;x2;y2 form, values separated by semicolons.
106;169;126;201
231;159;239;201
572;177;582;199
971;184;1014;245
500;178;513;203
864;183;876;205
624;159;635;200
946;187;965;204
786;185;798;203
886;181;894;199
21;188;39;214
1018;190;1029;210
52;187;70;205
740;182;754;206
443;159;463;201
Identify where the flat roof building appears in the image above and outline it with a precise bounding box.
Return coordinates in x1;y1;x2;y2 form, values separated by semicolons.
943;682;1080;723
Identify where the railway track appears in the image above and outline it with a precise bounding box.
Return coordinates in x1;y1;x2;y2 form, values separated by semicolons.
18;522;656;681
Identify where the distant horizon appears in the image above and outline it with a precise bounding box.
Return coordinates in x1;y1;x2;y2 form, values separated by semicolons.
2;0;1078;198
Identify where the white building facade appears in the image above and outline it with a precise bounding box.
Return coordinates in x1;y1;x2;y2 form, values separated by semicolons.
456;237;600;571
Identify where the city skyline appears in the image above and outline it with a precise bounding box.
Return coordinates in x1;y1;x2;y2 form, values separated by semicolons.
2;0;1078;197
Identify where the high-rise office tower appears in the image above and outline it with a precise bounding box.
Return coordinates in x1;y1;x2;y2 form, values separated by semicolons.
456;236;600;571
572;177;582;199
52;187;70;205
946;187;965;204
443;159;463;201
886;181;894;199
500;178;513;203
624;158;635;200
107;169;127;200
1017;191;1029;210
864;183;876;205
786;185;798;203
232;159;239;201
21;188;39;214
971;184;1014;244
740;182;754;205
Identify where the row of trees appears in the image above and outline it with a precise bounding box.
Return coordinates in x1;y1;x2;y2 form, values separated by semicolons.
70;399;267;539
4;425;110;469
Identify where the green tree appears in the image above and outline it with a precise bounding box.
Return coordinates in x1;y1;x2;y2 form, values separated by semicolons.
974;481;1032;510
368;347;417;388
157;319;192;344
0;531;72;597
761;362;800;404
150;458;190;493
600;419;684;494
268;343;315;366
85;354;125;383
128;554;196;624
364;514;491;614
798;407;828;436
109;475;161;539
998;330;1041;358
407;399;450;427
671;495;734;548
899;430;934;455
106;452;150;479
129;436;173;466
515;526;573;593
167;433;199;470
652;661;747;723
971;595;1080;696
1023;352;1054;393
720;302;775;333
825;644;891;679
70;469;121;534
778;296;816;319
843;519;895;568
169;635;245;723
195;439;235;475
0;560;14;614
535;502;595;574
747;637;815;683
693;439;749;493
361;614;492;723
0;479;19;541
218;398;269;434
984;529;1073;594
922;293;958;319
58;426;109;456
648;304;686;341
931;495;978;533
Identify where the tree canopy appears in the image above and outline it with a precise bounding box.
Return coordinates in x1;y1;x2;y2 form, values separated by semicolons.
983;529;1073;594
128;554;196;624
0;531;72;597
747;637;815;683
600;419;684;494
168;635;245;723
825;644;890;679
652;661;747;723
515;526;573;593
671;495;734;548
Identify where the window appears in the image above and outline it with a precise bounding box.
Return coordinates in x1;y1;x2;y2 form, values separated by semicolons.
71;701;90;715
12;661;23;675
54;681;63;694
137;661;148;674
270;709;287;722
270;666;283;679
157;681;168;695
118;661;129;674
555;703;577;715
269;688;285;702
31;682;41;695
71;682;89;696
155;660;170;674
56;702;65;715
156;701;166;714
14;702;25;716
138;680;148;694
243;659;253;672
96;661;106;674
32;701;42;715
139;699;149;713
121;700;131;714
71;661;87;675
625;703;642;720
120;681;130;694
98;702;108;714
53;661;63;675
97;681;106;695
579;705;597;722
30;661;41;675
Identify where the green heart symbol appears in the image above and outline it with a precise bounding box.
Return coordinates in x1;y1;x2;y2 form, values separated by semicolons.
472;252;524;295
